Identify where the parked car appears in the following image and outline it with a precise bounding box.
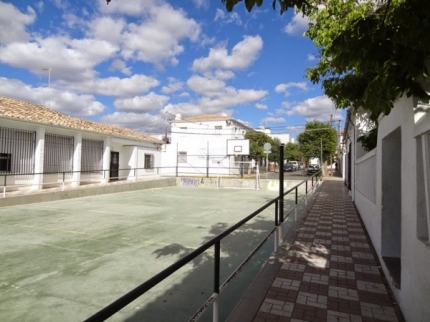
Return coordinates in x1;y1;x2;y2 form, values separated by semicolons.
284;162;295;172
298;162;305;170
289;161;299;171
307;164;320;175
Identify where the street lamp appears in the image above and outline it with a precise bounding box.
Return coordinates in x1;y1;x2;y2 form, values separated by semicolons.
41;68;51;87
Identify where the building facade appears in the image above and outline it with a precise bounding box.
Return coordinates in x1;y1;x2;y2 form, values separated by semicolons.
161;114;252;176
0;97;163;192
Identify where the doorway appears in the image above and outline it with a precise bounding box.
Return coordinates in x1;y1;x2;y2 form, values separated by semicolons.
381;127;401;288
110;151;119;181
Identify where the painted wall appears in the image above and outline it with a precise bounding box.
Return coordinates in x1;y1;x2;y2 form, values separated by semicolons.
351;95;430;321
163;119;249;176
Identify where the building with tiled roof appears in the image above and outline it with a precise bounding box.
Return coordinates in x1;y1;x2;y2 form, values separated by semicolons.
0;96;163;192
0;96;162;144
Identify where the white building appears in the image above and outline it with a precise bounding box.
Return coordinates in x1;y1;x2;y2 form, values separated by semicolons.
0;96;163;192
254;126;294;144
162;114;252;176
342;95;430;321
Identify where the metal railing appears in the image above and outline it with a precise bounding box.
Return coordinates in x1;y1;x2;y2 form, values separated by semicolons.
84;162;322;321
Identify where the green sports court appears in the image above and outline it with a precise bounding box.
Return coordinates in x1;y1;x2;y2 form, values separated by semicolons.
0;183;307;322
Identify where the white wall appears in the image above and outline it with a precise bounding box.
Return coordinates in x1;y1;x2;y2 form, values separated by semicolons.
353;95;430;321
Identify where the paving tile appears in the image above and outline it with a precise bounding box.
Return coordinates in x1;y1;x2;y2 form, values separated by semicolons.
330;268;356;280
360;302;398;321
281;263;306;272
331;245;351;252
349;242;370;248
353;264;380;275
296;291;328;309
327;310;362;322
303;273;329;285
356;281;388;294
328;286;359;301
273;277;301;291
331;255;354;263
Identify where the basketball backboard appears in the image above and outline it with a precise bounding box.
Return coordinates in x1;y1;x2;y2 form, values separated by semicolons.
227;139;250;156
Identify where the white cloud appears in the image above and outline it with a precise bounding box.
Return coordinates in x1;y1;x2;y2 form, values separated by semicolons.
214;8;242;25
275;82;308;96
214;70;235;80
286;125;305;133
0;77;104;117
120;4;200;66
0;37;118;81
56;74;160;97
284;12;310;36
98;0;158;16
255;103;268;110
161;77;184;94
0;2;36;44
88;16;126;45
286;95;342;122
109;59;132;75
193;0;210;9
163;87;267;117
307;53;316;61
114;92;169;112
191;35;263;73
261;117;286;124
35;1;44;13
101;112;166;134
187;75;226;96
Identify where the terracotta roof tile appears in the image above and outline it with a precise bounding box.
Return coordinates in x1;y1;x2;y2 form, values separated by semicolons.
0;96;163;144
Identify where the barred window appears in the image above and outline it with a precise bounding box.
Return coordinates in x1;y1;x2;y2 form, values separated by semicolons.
0;127;35;174
81;139;103;172
44;134;74;173
144;154;154;169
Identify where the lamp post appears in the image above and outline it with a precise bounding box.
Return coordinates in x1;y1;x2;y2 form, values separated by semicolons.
41;68;51;87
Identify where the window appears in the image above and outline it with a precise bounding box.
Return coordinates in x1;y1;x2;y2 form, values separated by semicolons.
178;151;187;163
144;154;154;169
215;125;222;135
81;139;103;172
0;153;11;172
44;134;74;173
0;127;35;174
416;131;430;243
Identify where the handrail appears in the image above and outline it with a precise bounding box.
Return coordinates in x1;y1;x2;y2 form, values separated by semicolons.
84;169;322;322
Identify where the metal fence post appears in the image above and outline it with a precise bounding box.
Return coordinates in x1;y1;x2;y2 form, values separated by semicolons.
295;186;298;221
278;144;284;246
274;200;279;253
213;241;220;322
305;180;308;206
62;172;65;191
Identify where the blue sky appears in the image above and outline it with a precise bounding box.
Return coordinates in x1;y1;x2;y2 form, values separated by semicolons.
0;0;345;138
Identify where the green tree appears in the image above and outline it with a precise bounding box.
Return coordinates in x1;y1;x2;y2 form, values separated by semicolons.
244;131;273;161
221;0;430;150
297;121;337;163
284;142;302;161
269;137;281;163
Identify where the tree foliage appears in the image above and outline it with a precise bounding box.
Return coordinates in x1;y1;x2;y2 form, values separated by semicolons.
284;142;302;161
244;131;273;161
222;0;430;150
296;121;337;163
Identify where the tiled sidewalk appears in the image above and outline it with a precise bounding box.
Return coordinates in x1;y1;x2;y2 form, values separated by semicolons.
254;179;402;322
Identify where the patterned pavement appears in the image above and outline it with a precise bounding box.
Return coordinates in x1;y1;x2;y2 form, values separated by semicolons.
253;178;403;322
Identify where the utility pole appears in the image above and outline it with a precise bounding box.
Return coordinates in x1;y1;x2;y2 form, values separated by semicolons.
41;68;51;87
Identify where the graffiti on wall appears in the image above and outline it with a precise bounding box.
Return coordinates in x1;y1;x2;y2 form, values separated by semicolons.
181;177;200;187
